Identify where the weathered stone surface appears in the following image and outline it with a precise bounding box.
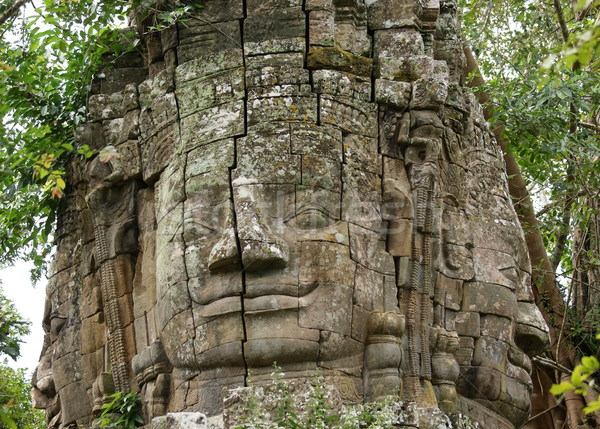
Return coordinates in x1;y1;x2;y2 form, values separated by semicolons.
373;30;424;79
244;8;305;55
312;69;371;101
177;20;242;64
152;412;207;429
307;47;373;77
342;165;383;232
176;67;245;118
321;94;378;137
375;79;412;109
366;0;420;30
454;312;480;338
462;282;517;318
290;123;343;161
88;84;138;120
181;100;245;150
247;94;318;125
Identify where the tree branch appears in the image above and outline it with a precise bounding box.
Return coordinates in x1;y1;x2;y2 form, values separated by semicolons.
0;0;30;28
553;0;570;43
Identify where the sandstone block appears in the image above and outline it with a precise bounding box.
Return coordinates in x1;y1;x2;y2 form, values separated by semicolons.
299;282;353;335
177;20;241;64
194;313;245;355
186;139;236;178
53;352;82;392
410;77;448;110
290;123;343;161
387;219;412;257
472;336;510;371
375;79;412;109
320;94;378;137
342;167;382;232
176;67;245;118
247;94;317;125
319;331;363;375
245;338;319;366
480;315;513;342
307;47;373;77
343;133;380;174
312;69;371;101
366;0;420;30
246;64;309;88
244;309;320;341
247;0;302;13
348;223;395;275
244;8;305;55
309;9;335;47
180;100;245;150
88;85;138;121
80;313;106;354
192;0;243;22
454;311;480;338
301;155;341;192
353;264;384;311
175;50;244;84
58;380;91;425
373;30;424;79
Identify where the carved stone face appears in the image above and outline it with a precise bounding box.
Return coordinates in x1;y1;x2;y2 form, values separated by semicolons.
441;128;550;427
156;116;398;411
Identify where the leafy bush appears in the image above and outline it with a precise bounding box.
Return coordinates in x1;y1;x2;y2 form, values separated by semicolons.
0;362;46;429
96;390;143;429
551;333;600;415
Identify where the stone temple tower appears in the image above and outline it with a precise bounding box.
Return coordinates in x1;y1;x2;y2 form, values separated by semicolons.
32;1;549;428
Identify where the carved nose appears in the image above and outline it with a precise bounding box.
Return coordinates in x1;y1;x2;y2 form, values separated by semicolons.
514;301;550;357
240;237;289;272
236;201;289;272
208;227;240;272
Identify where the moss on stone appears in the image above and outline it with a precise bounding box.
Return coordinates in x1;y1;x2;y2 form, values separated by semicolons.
307;47;373;77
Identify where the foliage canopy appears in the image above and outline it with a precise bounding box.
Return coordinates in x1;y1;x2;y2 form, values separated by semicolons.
0;0;131;281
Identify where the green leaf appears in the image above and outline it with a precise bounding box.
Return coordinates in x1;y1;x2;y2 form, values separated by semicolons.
550;381;574;395
581;356;600;372
584;400;600;414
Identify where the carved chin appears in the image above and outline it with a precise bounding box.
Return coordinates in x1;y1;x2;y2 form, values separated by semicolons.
458;367;532;427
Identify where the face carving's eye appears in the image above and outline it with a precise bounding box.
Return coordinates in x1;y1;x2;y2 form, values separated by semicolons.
498;265;519;288
293;205;335;230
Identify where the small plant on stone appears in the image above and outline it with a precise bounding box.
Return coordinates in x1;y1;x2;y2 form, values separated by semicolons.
233;370;273;428
271;365;301;428
302;373;339;428
232;364;405;429
96;390;143;429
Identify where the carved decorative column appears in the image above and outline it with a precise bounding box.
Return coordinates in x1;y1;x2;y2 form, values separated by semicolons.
132;339;172;420
363;311;405;402
430;326;460;412
86;150;136;393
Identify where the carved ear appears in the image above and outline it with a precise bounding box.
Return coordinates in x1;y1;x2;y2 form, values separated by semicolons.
114;218;139;255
